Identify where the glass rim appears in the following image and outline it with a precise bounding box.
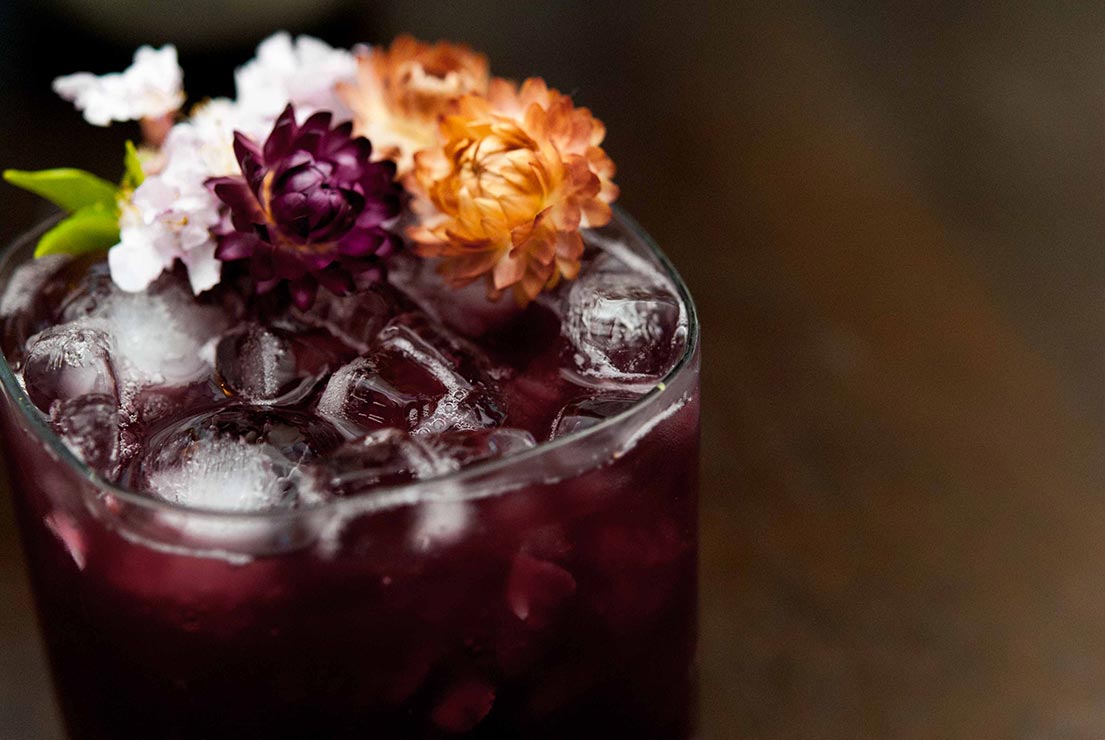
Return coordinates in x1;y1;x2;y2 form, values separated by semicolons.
0;206;700;521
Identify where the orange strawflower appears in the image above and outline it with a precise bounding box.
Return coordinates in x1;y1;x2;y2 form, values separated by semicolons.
336;35;489;173
408;77;619;305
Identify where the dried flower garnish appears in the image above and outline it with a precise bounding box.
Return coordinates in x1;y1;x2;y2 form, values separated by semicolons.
234;33;356;130
408;77;618;305
53;45;184;146
107;99;252;295
337;35;489;173
207;104;403;309
7;34;625;310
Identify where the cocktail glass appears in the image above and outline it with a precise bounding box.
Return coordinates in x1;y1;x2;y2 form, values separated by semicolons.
0;211;701;739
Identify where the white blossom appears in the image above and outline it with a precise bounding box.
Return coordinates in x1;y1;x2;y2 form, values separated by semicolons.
162;98;252;176
53;45;184;127
107;102;240;295
103;34;358;296
234;32;355;126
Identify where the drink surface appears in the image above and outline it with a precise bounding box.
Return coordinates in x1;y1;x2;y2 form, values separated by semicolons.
2;225;689;507
0;220;700;739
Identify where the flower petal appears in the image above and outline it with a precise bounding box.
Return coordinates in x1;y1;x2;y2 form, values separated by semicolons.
53;45;184;127
210;102;402;302
108;237;170;293
406;75;616;304
262;104;299;163
214;231;261;261
337;228;383;257
180;241;222;294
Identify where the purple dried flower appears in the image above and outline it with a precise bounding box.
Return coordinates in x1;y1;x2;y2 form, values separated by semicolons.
208;104;403;309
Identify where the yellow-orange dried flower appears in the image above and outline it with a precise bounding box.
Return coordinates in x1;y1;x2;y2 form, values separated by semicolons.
408;77;619;305
336;35;489;173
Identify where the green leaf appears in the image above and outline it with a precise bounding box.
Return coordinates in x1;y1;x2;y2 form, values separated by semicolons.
34;204;120;258
122;141;145;190
3;168;118;213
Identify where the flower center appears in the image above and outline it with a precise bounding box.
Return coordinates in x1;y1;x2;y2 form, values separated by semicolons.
265;157;362;245
454;132;549;224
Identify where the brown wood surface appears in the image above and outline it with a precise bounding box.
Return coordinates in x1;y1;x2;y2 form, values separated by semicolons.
5;2;1105;738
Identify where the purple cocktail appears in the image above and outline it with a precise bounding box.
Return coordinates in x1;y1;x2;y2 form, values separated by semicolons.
0;208;700;739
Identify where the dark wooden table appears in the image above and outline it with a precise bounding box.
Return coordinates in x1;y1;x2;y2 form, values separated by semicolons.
8;2;1105;738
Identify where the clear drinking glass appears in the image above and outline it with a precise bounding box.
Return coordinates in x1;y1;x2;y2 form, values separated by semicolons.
0;212;701;740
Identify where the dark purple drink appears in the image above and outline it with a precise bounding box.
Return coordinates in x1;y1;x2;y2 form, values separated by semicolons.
0;212;700;739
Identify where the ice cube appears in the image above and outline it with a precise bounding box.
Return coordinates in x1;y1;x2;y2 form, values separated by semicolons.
381;312;507;381
215;323;295;403
124;382;225;439
289;284;400;352
316;427;535;555
321;428;441;496
56;262;117;322
411;428;536;551
563;255;684;385
374;315;505;435
146;437;300;511
319;427;534;498
64;270;229;388
1;255;72;361
550;392;643;438
22;324;118;411
128;406;343;511
317;315;506;438
0;254;70;319
49;393;121;475
215;323;336;404
316;356;426;436
411;497;472;551
45;511;87;570
422;428;537;471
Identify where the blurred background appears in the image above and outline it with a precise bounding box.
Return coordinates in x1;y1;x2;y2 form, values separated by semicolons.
8;1;1105;737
